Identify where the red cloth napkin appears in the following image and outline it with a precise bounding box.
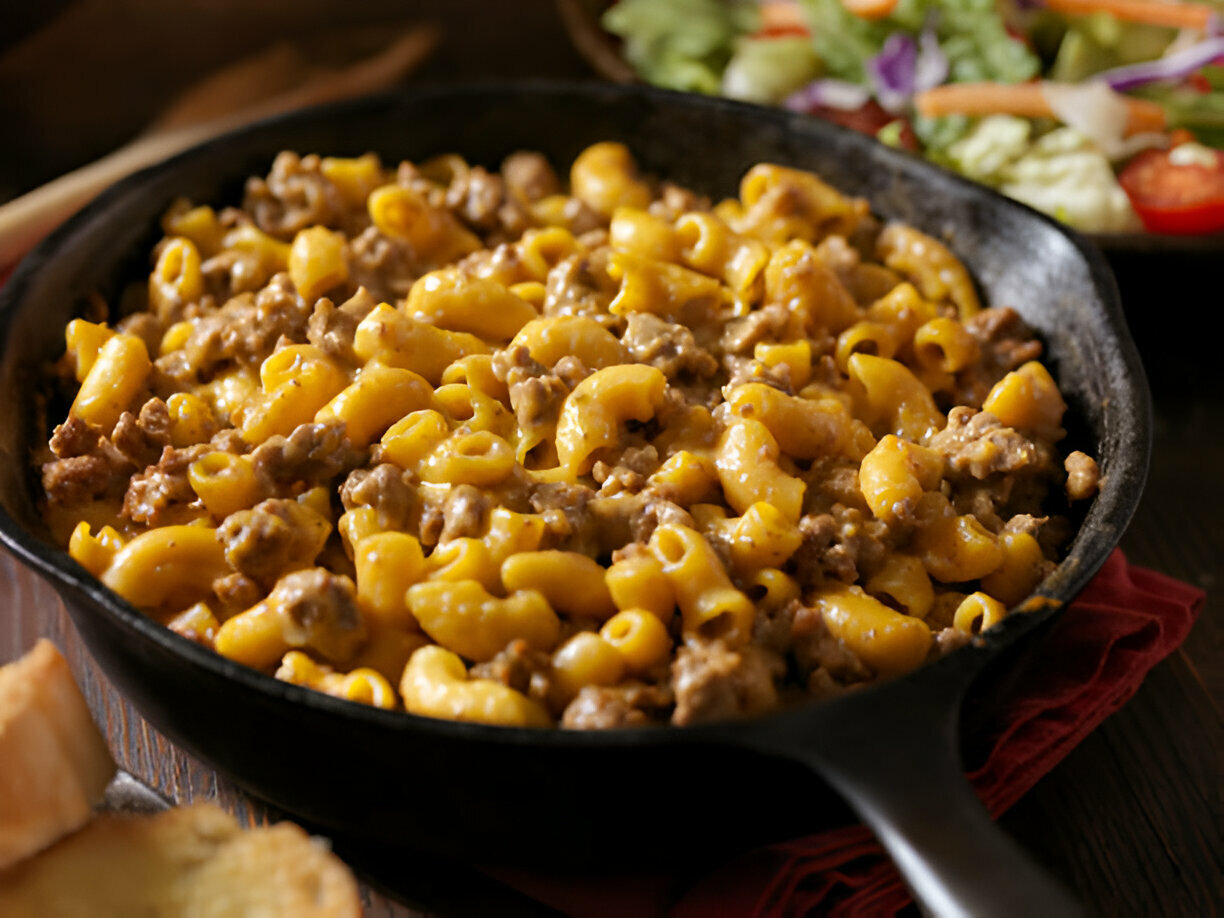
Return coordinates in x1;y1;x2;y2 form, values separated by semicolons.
496;550;1205;917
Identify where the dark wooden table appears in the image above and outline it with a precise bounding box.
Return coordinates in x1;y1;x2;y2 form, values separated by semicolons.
2;2;1220;915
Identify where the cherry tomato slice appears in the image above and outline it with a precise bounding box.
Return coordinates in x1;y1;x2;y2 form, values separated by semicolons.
806;100;919;151
1118;145;1224;235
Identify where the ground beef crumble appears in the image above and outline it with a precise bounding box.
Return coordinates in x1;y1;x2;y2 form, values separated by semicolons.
671;639;784;725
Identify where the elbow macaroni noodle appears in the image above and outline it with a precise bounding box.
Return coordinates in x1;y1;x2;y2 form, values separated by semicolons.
38;144;1098;729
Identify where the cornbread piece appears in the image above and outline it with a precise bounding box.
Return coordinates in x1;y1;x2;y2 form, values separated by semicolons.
0;640;116;869
0;804;362;917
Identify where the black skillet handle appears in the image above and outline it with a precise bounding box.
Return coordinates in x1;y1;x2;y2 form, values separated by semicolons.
747;674;1085;918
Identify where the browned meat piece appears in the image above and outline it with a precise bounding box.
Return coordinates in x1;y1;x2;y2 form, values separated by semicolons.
468;639;552;702
501;151;561;203
447;165;504;230
346;226;419;302
339;463;415;531
812;234;860;279
244;152;346;239
110;399;172;468
626;494;693;545
114;312;164;357
493;346;574;432
540;487;694;557
439;484;490;543
560;198;605;237
928;407;1037;479
1001;514;1046;536
620;313;719;379
307;288;380;365
934;627;972;656
950;484;1007;533
208;428;248;455
793;506;890;589
211;572;264;617
43;416;135;505
720;303;789;354
561;682;672;729
445;165;531;240
724;356;793;393
1064;451;1100;501
217;498;329;587
543;251;619;323
529;479;597;548
512;373;570;432
179;275;310;376
199;247;264;299
927;407;1061;524
251;421;362;494
150;350;198;395
49;415;104;459
122;444;210;525
253;274;310;345
788;601;873;683
803;459;870;517
266;568;366;663
957;307;1044;407
42;456;119;506
670;639;783;726
592;445;660;497
647;183;709;221
458;241;530;287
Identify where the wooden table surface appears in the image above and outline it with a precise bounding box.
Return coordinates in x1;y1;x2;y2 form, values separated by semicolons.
2;3;1220;915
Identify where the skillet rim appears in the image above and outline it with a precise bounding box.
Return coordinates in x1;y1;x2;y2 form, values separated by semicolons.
0;79;1151;748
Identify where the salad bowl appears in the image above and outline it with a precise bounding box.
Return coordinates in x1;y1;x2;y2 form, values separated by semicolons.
559;0;1224;241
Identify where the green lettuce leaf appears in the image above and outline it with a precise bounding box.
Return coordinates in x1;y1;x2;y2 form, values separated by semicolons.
602;0;759;94
722;36;823;104
796;0;1039;85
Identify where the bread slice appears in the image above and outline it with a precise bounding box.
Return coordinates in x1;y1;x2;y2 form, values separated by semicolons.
0;639;116;869
0;803;363;917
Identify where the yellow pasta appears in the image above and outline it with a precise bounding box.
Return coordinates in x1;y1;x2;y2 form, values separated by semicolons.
406;268;538;341
570;141;652;218
71;334;151;430
501;551;616;620
605;555;676;623
714;419;805;522
554;363;667;475
316;363;433;448
599;609;672;674
354;303;490;385
813;585;932;678
407;580;560;663
983;361;1067;441
39;142;1094;730
509;316;628;370
100;525;228;611
354;532;427;630
649;523;755;645
288;226;350;303
550;632;626;705
401;645;551;728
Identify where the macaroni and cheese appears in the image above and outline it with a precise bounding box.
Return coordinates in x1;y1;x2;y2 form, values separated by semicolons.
37;143;1099;728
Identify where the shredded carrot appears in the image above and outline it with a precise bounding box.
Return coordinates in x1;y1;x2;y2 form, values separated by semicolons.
1043;0;1213;31
914;82;1168;135
759;1;812;33
840;0;901;20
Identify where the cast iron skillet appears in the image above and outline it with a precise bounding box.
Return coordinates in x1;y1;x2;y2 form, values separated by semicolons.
0;83;1149;916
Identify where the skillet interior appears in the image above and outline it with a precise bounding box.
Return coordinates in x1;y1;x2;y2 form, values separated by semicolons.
0;82;1150;867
